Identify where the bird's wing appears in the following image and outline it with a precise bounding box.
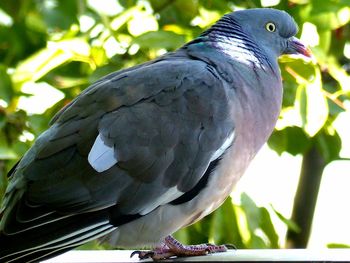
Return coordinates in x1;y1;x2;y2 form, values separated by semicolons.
1;54;235;235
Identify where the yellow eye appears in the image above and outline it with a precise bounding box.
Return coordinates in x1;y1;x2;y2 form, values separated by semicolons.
265;22;276;32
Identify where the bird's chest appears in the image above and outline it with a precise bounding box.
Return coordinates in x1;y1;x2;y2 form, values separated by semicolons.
183;74;282;225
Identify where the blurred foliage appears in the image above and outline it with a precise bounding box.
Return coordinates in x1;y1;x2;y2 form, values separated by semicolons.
328;243;350;248
174;194;281;249
0;0;349;250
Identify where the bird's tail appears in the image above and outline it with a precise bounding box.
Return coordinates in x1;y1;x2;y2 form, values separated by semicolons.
0;208;116;263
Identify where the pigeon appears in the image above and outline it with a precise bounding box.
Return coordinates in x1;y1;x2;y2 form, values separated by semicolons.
0;8;310;262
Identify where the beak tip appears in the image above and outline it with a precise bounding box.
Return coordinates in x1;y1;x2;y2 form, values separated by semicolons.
301;46;312;58
287;37;313;59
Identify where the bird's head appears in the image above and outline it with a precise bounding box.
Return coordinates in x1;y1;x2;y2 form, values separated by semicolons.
229;8;311;58
201;8;311;68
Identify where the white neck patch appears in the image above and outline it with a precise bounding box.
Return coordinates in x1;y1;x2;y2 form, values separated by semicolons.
215;37;266;69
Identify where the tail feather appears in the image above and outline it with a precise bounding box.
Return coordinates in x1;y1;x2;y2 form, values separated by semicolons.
0;208;116;263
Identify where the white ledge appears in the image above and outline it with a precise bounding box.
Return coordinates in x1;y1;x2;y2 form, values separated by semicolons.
42;249;350;262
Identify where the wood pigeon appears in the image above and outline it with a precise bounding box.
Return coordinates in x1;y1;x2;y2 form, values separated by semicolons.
0;8;310;262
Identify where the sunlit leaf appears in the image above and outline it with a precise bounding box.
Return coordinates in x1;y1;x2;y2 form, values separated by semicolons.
190;7;222;28
12;38;91;85
275;106;302;129
45;75;89;89
110;6;141;31
87;0;124;16
239;193;282;248
295;67;328;137
327;243;350;248
13;47;70;85
289;0;310;4
90;46;108;67
17;82;65;114
320;55;350;92
318;30;331;54
127;10;158;36
240;193;269;248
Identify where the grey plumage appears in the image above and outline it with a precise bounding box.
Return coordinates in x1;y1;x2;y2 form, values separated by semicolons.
0;8;310;262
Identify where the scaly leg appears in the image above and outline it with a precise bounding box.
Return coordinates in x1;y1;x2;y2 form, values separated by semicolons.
130;235;233;260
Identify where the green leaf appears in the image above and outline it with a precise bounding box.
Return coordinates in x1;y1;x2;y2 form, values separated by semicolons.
271;206;301;233
12;38;91;85
281;81;298;108
133;30;185;50
150;0;199;26
308;1;350;30
289;0;310;4
40;0;79;30
240;194;281;248
118;0;138;8
268;126;311;156
27;114;51;136
250;235;267;248
0;147;18;160
319;55;350;92
0;64;14;103
280;57;315;82
327;243;350;248
315;129;341;163
209;197;244;248
174;213;211;245
45;75;89;89
110;5;141;31
259;207;279;248
295;67;328;137
318;30;331;54
0;137;18;159
0;113;5;130
88;64;121;84
268;129;288;155
25;11;48;34
240;193;260;231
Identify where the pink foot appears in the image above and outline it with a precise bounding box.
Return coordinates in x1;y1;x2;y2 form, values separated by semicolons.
130;235;234;260
130;244;176;260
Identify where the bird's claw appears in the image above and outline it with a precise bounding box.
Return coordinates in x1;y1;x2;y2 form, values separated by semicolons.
130;249;176;260
130;250;155;259
130;236;234;260
224;243;237;249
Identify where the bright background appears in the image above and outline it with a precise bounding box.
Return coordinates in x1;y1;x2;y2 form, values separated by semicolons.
0;0;349;250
